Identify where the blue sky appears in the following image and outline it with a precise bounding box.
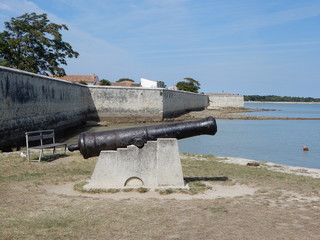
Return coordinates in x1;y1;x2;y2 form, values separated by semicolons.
0;0;320;97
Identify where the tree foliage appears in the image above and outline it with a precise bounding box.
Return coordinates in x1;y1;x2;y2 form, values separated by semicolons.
157;81;166;88
244;95;320;102
176;77;200;93
99;79;111;86
0;12;79;76
116;78;134;82
79;81;88;85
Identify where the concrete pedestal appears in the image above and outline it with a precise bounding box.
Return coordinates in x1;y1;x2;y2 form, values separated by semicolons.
84;138;187;190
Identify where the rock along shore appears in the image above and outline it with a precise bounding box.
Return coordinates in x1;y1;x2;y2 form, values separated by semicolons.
164;107;320;121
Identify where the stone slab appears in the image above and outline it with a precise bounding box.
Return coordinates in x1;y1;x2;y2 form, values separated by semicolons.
84;138;187;190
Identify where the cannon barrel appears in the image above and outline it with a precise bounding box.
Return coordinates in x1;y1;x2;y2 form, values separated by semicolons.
68;116;217;159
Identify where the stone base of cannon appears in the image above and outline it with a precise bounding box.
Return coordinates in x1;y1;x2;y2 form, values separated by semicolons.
83;138;187;190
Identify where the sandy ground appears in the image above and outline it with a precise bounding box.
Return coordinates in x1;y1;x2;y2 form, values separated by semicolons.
45;154;320;202
46;181;257;200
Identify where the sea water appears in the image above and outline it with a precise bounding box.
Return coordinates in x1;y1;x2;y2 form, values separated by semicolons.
245;102;320;118
66;102;320;169
179;103;320;169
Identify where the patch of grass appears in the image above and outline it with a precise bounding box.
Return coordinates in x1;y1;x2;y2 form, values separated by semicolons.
26;213;74;229
74;182;121;193
188;181;211;195
181;158;320;195
136;187;149;193
74;182;149;194
123;188;134;192
159;188;174;195
209;206;229;213
256;188;269;194
107;188;121;193
0;152;96;185
181;153;222;161
1;171;46;182
74;181;87;192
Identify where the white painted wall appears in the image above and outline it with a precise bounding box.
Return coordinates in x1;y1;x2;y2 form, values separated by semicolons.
140;78;159;88
163;90;209;117
208;94;244;108
88;86;164;122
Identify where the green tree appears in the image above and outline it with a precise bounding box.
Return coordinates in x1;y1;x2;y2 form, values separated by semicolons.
176;77;200;93
0;12;79;76
79;81;88;85
157;81;166;88
99;79;111;86
116;78;134;82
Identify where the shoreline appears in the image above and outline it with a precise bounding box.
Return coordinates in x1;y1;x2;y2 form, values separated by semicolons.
164;107;320;121
246;101;320;104
222;156;320;178
180;154;320;178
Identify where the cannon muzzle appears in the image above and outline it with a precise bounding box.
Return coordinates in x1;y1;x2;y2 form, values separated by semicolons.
69;116;217;159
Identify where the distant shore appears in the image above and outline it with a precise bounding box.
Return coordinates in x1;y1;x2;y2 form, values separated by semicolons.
245;101;320;104
165;107;320;121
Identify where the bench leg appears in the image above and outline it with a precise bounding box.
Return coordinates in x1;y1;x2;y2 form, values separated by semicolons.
38;150;43;162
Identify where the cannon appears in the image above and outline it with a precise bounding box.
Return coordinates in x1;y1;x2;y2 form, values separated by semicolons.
68;116;217;159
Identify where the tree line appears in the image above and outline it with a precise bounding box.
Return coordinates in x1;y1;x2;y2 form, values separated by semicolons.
244;95;320;102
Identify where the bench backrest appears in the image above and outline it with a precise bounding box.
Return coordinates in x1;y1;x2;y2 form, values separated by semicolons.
25;130;56;148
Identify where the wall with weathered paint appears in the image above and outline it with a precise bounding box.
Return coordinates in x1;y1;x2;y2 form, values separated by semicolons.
0;66;209;150
87;87;208;122
163;90;209;118
0;66;92;150
88;86;164;122
207;94;244;108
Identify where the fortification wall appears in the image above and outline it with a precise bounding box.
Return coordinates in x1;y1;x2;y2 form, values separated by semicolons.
208;94;244;109
88;86;163;122
0;66;92;150
163;90;209;118
88;87;208;121
0;66;209;150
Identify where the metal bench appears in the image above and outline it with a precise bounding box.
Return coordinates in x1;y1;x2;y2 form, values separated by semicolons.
25;129;67;162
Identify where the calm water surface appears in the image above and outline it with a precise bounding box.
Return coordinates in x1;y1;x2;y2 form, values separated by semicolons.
179;119;320;169
245;102;320;118
67;103;320;169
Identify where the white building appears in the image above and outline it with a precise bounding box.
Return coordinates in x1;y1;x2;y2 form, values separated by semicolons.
140;78;164;88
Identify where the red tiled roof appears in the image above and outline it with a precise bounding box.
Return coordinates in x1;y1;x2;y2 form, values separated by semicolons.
51;74;98;83
111;81;140;87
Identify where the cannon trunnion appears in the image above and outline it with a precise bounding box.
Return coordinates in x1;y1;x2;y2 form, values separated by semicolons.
68;116;217;159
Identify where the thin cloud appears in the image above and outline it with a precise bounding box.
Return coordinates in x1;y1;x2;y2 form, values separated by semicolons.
140;41;320;55
0;3;12;11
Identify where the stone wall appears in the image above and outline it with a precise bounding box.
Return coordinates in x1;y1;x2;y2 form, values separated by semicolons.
88;87;208;122
163;90;209;118
88;86;163;122
0;66;92;150
0;66;209;150
207;93;244;109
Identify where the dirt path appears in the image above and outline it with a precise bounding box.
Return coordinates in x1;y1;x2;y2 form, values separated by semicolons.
45;182;257;200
